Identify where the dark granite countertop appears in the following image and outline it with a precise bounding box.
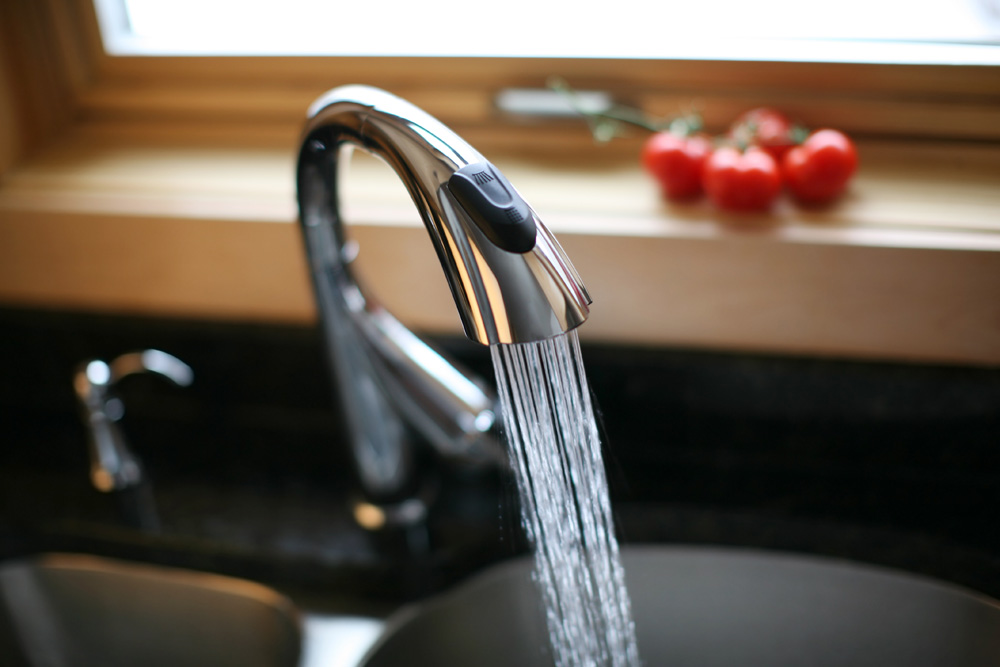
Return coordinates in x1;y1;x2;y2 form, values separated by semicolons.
2;307;999;602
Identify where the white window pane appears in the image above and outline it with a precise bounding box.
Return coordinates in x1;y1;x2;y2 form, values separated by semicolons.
94;0;1000;64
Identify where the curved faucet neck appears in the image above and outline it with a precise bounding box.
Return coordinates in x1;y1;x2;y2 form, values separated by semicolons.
294;85;590;505
297;85;590;346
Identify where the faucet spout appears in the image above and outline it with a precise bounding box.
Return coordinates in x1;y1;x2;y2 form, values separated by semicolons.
295;85;591;505
297;85;591;346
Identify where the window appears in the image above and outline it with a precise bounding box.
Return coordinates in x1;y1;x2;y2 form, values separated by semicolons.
2;0;998;364
95;0;1000;64
81;0;1000;149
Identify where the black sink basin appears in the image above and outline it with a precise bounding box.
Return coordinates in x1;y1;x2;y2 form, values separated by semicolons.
0;553;302;667
360;545;1000;667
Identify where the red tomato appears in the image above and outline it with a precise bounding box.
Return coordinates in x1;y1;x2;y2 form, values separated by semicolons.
782;129;858;204
641;132;713;200
729;107;797;161
702;146;782;212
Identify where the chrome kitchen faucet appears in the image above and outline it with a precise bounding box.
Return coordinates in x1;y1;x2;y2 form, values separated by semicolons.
295;85;591;512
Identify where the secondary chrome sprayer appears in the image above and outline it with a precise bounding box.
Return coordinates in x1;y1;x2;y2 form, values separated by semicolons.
295;85;591;507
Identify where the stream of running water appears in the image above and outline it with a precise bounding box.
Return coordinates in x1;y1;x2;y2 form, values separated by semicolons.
491;330;641;667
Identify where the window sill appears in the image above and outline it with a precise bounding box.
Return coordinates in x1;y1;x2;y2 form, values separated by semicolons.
1;124;998;366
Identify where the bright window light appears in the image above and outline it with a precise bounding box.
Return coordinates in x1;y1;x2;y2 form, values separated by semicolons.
93;0;1000;65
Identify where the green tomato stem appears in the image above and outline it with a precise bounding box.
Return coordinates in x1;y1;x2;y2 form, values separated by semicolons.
548;76;682;141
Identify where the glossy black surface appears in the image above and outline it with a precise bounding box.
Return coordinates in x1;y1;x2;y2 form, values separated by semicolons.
1;306;999;601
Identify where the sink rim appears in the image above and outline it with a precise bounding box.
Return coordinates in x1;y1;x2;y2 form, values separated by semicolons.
359;544;1000;667
9;552;304;616
0;551;304;667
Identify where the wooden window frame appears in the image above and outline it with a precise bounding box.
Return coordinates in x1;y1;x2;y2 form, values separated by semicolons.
1;0;999;365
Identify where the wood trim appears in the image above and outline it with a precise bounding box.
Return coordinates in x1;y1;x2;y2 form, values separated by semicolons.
0;42;20;179
1;0;998;366
79;57;1000;145
2;205;998;366
2;133;998;365
55;0;1000;146
0;0;102;179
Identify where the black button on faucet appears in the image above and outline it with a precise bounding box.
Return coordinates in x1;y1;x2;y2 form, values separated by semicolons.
448;162;537;253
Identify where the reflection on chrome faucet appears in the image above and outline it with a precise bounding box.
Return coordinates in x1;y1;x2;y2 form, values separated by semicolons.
295;85;591;523
74;349;193;531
